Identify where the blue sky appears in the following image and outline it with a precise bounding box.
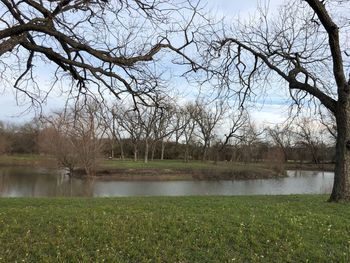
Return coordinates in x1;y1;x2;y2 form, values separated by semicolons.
0;0;288;125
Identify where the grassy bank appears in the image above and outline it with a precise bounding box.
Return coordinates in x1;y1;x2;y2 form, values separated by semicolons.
0;195;349;262
0;155;284;180
0;154;334;171
97;159;283;180
0;154;334;180
0;154;55;167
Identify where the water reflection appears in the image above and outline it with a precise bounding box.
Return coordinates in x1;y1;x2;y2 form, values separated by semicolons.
0;167;334;197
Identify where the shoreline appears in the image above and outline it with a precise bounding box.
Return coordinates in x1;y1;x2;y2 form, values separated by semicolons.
0;154;335;181
72;167;287;181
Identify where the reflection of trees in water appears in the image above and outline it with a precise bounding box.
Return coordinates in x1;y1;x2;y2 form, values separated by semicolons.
0;167;93;197
83;178;95;197
0;167;335;197
55;176;95;197
55;171;72;196
321;181;333;194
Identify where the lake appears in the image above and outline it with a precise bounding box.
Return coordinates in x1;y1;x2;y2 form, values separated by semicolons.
0;167;334;197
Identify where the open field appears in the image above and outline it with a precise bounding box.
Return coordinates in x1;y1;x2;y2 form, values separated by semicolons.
0;195;349;262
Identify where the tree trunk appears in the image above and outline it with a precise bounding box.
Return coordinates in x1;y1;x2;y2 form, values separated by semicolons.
119;140;125;160
202;147;207;161
329;104;350;202
280;146;288;162
151;142;156;161
160;140;165;160
309;143;320;165
202;140;208;161
184;143;190;163
133;144;138;162
110;142;114;158
144;139;149;163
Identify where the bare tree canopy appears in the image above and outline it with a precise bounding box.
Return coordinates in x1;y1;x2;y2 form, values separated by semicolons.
196;0;350;201
0;0;202;105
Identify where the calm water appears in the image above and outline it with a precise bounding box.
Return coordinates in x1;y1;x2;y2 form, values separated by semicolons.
0;167;334;197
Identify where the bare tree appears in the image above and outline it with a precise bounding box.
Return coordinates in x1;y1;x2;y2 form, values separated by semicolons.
115;106;143;162
220;108;249;149
40;100;106;176
151;102;177;161
192;100;225;161
180;103;197;162
0;0;204;107
102;105;125;159
39;113;80;174
199;1;350;201
72;101;107;176
295;117;329;166
136;96;169;163
266;124;294;162
239;119;263;163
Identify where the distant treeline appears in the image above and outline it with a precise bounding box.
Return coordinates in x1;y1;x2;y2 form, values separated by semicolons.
0;98;336;176
0;115;335;165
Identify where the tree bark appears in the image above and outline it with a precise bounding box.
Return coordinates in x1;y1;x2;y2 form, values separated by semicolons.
330;100;350;202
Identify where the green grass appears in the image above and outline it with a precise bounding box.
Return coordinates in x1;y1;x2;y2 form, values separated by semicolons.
0;154;54;167
0;154;333;173
1;155;268;171
0;195;349;262
0;154;41;162
102;158;207;169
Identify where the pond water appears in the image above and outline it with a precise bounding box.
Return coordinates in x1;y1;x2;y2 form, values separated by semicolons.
0;167;334;197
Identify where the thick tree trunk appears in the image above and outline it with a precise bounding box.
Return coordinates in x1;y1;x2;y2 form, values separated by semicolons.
329;103;350;202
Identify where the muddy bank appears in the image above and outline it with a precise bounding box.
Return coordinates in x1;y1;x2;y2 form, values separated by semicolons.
73;167;286;181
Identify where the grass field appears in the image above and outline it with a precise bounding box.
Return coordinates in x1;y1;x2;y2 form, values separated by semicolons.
0;195;349;262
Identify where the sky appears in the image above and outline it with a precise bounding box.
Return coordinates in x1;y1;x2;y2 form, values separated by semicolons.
0;0;289;126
